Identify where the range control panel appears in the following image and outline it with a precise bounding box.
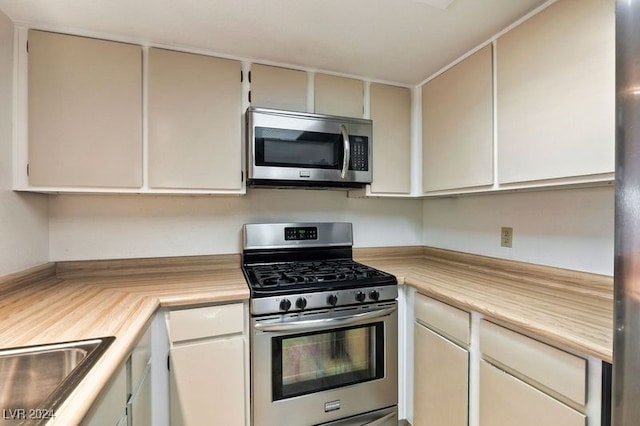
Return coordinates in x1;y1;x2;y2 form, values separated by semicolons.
284;226;318;241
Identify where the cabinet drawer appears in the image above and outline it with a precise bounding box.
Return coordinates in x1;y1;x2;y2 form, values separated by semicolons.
480;320;586;407
480;360;585;426
414;293;470;346
169;303;244;342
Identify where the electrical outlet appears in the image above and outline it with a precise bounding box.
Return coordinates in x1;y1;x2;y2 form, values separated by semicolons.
501;227;513;248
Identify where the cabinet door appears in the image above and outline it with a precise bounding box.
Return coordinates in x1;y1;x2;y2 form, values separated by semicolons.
130;365;151;426
369;84;411;194
422;45;493;192
479;360;585;426
28;30;142;188
414;323;468;426
250;64;307;112
82;365;127;426
170;336;245;426
496;0;614;184
315;74;363;118
148;48;242;190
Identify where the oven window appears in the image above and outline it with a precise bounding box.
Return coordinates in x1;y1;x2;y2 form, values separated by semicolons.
272;323;384;401
255;127;342;169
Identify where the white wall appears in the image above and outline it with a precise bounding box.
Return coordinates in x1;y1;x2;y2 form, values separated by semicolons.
422;186;614;275
0;11;48;275
49;185;614;276
49;189;423;261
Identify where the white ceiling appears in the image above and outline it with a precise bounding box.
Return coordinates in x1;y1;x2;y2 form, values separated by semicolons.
0;0;548;84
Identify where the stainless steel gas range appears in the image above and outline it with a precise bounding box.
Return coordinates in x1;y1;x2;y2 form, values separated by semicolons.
242;222;399;426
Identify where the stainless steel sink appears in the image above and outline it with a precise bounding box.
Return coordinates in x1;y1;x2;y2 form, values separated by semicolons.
0;336;115;425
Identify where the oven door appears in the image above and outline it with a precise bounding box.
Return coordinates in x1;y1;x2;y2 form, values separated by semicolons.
251;302;398;426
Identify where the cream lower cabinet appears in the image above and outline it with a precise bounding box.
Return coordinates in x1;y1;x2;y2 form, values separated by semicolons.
128;327;152;426
82;326;151;426
479;319;586;426
83;365;127;426
411;293;601;426
479;360;584;426
168;303;247;426
413;293;469;426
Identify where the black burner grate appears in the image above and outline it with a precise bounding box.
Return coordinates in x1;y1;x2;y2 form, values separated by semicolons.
245;259;388;289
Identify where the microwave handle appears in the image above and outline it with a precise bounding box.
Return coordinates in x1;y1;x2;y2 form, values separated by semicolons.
340;124;351;179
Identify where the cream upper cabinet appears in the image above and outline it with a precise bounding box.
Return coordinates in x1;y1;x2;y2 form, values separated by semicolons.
496;0;615;184
315;74;363;118
27;30;142;188
422;45;493;193
369;83;411;194
413;294;469;426
148;48;242;191
250;64;308;112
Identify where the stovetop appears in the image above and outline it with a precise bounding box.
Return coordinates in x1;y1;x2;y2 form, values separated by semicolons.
242;222;398;315
244;259;393;291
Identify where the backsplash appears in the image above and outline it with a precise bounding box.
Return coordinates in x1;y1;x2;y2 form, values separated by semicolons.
423;186;614;276
49;189;423;261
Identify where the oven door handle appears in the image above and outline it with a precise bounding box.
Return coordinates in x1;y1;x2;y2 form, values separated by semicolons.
340;124;350;179
253;307;395;332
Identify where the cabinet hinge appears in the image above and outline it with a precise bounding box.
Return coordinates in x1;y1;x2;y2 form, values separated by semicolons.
240;70;243;83
26;41;28;53
241;171;244;182
248;91;252;103
26;164;29;177
167;354;171;371
248;70;251;83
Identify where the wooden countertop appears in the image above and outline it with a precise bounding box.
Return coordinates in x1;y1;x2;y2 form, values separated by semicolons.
0;255;249;425
0;247;613;424
356;247;613;362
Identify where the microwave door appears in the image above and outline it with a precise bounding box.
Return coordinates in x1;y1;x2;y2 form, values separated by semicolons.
254;127;347;183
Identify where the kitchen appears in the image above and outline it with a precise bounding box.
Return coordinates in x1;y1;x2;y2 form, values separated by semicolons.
0;0;624;425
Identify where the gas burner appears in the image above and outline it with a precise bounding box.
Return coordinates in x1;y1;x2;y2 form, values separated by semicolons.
245;259;390;290
242;222;398;315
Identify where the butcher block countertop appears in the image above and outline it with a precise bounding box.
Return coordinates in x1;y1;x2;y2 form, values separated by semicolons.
0;247;613;424
356;247;613;362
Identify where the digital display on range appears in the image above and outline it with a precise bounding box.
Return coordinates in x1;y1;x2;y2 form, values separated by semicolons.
284;227;318;241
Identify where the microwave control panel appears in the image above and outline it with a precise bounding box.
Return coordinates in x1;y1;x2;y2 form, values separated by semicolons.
350;137;369;171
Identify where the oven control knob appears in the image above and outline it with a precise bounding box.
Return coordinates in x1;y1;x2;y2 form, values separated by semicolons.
295;298;307;310
369;290;380;301
327;294;338;306
355;291;366;302
279;299;292;312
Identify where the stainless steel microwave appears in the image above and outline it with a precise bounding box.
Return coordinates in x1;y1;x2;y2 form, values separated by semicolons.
246;107;373;188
